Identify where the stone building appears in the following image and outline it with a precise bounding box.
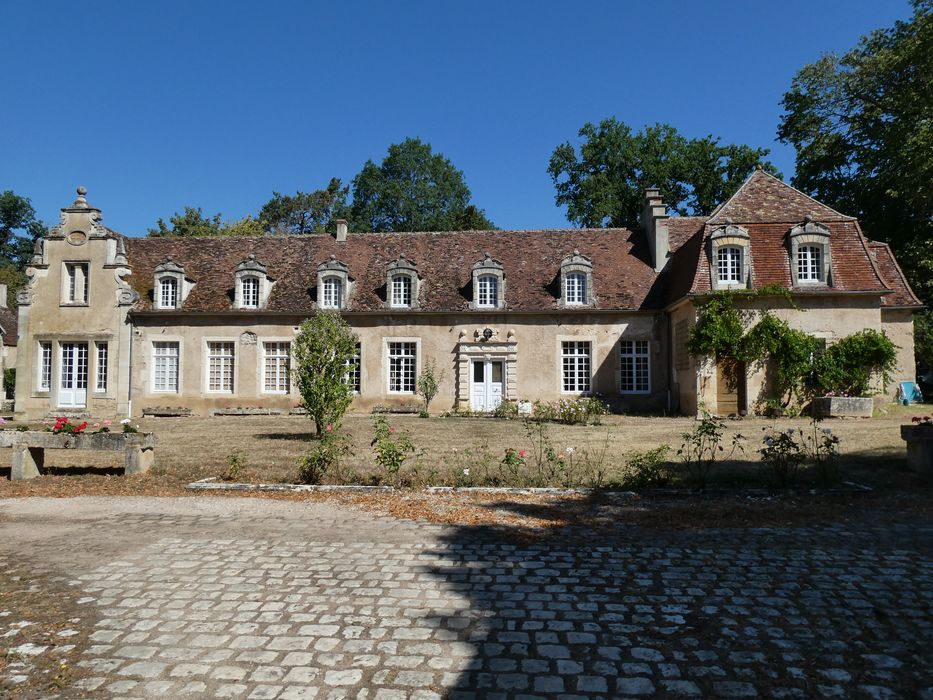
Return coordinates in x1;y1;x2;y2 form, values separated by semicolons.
13;171;921;420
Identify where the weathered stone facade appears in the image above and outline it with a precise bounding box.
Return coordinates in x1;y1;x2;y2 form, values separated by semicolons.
14;173;922;420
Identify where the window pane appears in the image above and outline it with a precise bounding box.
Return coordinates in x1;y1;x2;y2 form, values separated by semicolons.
491;362;503;383
242;277;260;307
323;277;342;308
153;342;179;392
160;278;178;308
620;339;650;393
566;273;586;304
96;343;108;392
263;342;290;392
38;342;52;390
392;275;412;307
561;341;591;393
344;343;361;393
208;342;235;392
477;276;497;307
388;341;416;393
473;361;484;382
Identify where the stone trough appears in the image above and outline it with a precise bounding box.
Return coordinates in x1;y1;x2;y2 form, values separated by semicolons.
0;430;156;480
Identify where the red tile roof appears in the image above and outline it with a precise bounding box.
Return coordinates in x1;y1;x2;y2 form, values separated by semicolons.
708;169;853;224
0;306;16;346
866;240;923;307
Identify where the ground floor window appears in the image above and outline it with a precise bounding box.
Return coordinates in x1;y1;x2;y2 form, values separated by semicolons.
620;340;650;393
153;342;179;392
263;342;290;393
345;343;361;393
561;341;591;393
95;342;108;392
388;341;416;393
207;341;234;393
38;342;52;391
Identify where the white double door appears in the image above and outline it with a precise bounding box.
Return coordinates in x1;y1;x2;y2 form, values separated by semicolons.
471;359;504;412
59;342;88;408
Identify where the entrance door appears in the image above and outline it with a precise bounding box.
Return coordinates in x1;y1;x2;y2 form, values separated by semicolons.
716;356;745;415
59;342;88;408
471;360;504;412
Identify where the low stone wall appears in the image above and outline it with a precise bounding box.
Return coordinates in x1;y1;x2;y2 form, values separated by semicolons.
810;397;874;418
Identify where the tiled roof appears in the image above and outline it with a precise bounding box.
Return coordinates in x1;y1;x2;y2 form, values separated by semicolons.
689;221;889;296
126;228;686;314
708;169;854;225
866;240;923;307
0;306;17;346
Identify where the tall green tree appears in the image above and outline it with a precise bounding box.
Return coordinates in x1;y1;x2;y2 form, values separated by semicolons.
260;178;349;235
147;208;264;237
548;120;777;228
348;138;494;232
291;312;359;438
777;0;933;378
0;191;46;269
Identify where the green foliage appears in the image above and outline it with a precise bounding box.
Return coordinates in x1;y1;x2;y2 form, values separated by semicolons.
526;397;609;425
0;264;26;308
222;215;264;237
687;294;746;358
759;428;806;488
260;178;349;235
371;417;416;478
147;207;265;237
548;119;777;228
759;420;841;487
812;329;898;396
492;400;519;419
416;359;443;415
298;430;353;484
3;368;14;399
223;451;247;481
677;410;744;488
348;138;494;232
738;314;822;403
291;312;359;437
621;444;672;489
0;191;45;269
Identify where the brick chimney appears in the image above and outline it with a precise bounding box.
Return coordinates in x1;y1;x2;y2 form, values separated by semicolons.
641;188;669;273
335;219;348;242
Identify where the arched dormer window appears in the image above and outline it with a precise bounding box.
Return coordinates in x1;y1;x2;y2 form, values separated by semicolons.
386;255;419;309
789;217;832;286
709;223;750;290
234;255;273;309
153;258;191;310
471;254;504;309
316;256;351;310
560;250;593;307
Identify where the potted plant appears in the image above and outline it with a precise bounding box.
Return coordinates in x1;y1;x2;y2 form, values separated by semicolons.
901;416;933;472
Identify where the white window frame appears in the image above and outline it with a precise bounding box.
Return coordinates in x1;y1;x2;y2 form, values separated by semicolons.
37;341;52;391
345;342;361;394
619;339;651;394
152;341;180;393
476;275;498;308
386;338;418;394
64;262;89;304
565;272;587;306
95;342;108;392
206;340;235;394
717;246;742;285
560;340;592;394
797;245;823;283
159;277;178;309
240;276;260;309
390;275;413;308
262;341;291;394
321;276;343;309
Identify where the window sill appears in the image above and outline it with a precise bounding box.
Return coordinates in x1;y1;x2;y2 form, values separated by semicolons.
59;303;89;308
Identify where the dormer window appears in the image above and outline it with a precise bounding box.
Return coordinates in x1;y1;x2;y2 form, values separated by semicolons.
159;277;178;309
153;258;190;310
709;224;750;290
717;246;742;284
560;251;593;307
477;275;498;308
471;254;504;309
322;276;344;309
789;217;832;287
234;255;273;309
386;255;420;310
317;256;351;310
241;276;260;308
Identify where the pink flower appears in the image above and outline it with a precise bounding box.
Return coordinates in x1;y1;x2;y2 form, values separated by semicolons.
103;419;112;427
518;450;526;458
389;427;396;434
325;424;333;433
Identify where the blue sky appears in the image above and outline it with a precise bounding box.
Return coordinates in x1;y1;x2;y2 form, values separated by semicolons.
1;1;911;235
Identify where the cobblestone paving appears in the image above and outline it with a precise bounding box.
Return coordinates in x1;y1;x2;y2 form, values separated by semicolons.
1;497;932;699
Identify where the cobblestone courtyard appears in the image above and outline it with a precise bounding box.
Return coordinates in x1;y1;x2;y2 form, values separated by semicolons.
1;496;931;699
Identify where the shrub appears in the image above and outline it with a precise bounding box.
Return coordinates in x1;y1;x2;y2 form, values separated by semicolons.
298;430;353;484
371;417;416;480
223;451;247;481
677;410;744;488
759;428;805;488
492;400;519;419
621;444;671;489
530;397;609;425
812;329;898;397
416;359;443;416
3;368;14;399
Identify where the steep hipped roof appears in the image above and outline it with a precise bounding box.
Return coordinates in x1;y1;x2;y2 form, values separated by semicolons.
708;169;854;225
126;228;687;314
866;240;923;307
0;306;17;346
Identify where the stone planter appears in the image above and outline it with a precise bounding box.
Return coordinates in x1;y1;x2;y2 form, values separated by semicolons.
0;430;156;480
901;425;933;473
810;396;874;418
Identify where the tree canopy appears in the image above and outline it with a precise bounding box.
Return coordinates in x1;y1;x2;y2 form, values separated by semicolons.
259;178;349;235
548;120;778;229
347;138;494;232
777;0;932;378
0;191;45;269
146;207;263;237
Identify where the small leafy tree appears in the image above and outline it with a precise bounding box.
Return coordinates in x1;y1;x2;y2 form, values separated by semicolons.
291;311;359;437
416;359;443;416
812;329;898;396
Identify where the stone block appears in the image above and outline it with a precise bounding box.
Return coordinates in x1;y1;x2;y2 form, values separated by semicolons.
811;396;874;418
